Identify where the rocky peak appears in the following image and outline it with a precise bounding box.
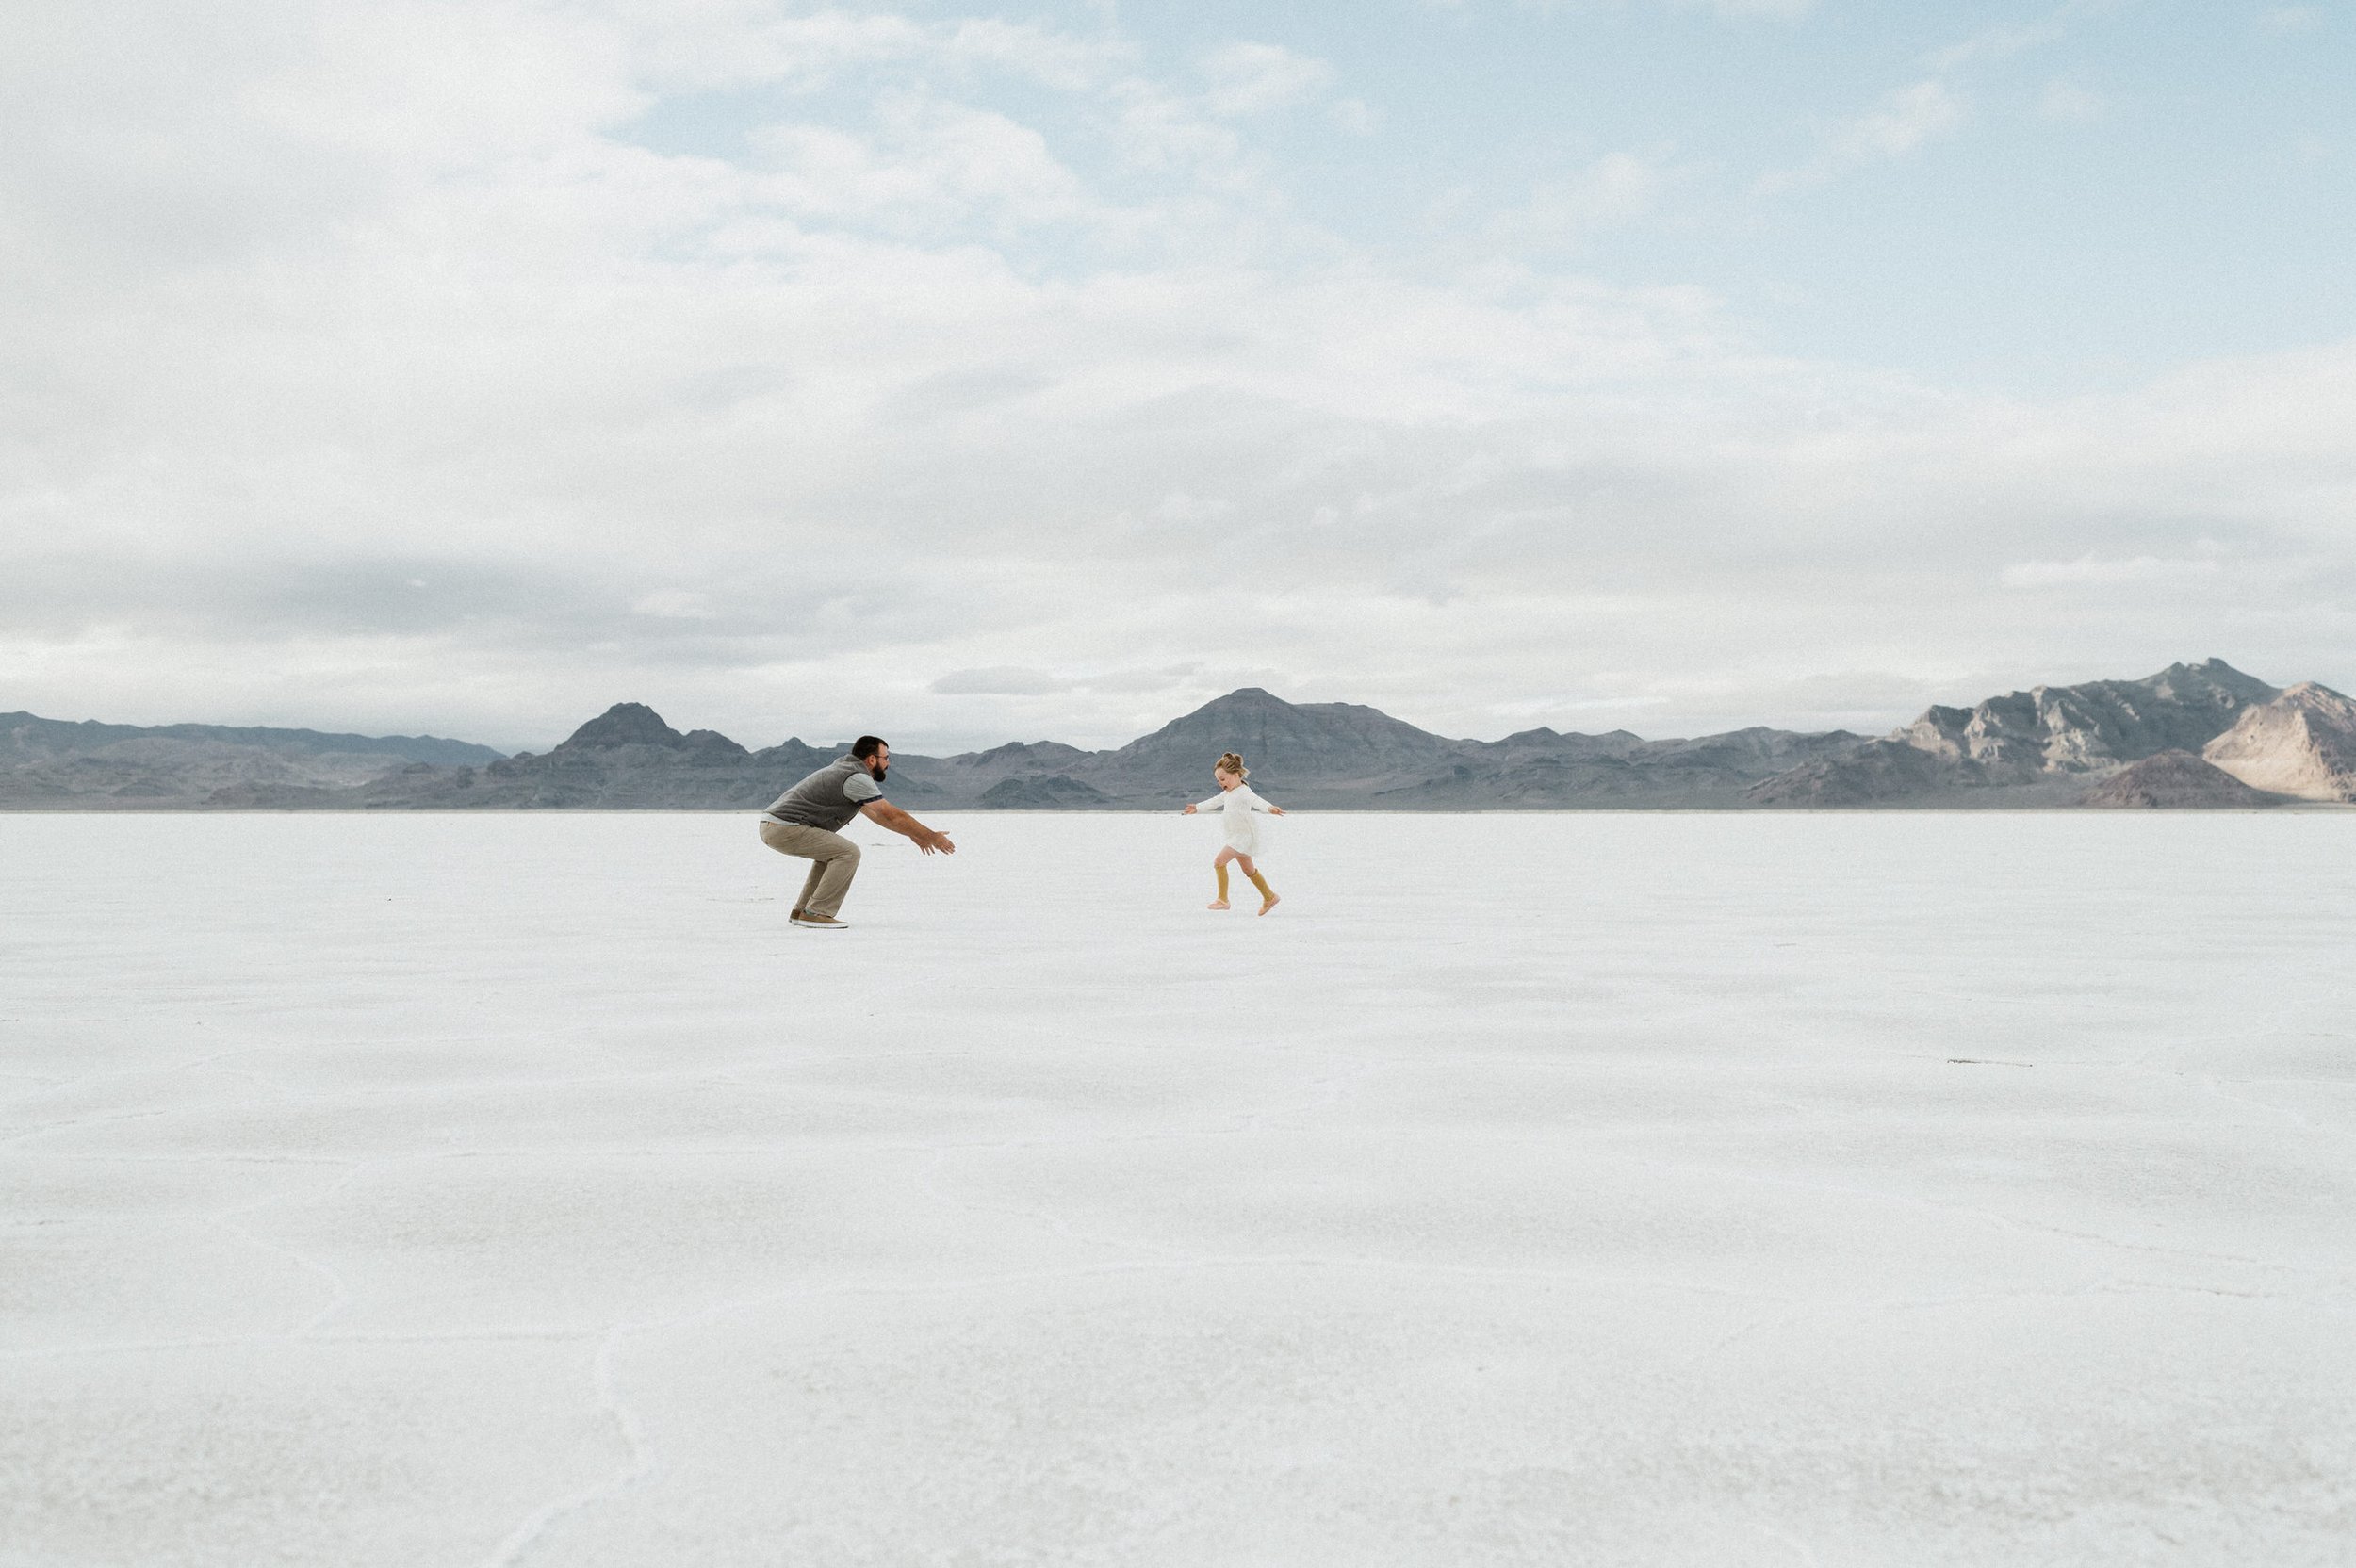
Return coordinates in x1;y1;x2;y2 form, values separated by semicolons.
2202;682;2356;802
559;703;687;751
2145;659;2281;708
1496;727;1646;755
1104;687;1462;784
2079;750;2279;808
964;740;1090;768
1896;661;2281;779
679;728;751;761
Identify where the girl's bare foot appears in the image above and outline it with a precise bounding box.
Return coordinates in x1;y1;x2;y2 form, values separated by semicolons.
1258;893;1280;916
1206;900;1230;910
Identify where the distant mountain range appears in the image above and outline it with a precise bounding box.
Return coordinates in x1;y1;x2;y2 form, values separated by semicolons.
0;712;502;808
1742;659;2352;808
7;659;2353;811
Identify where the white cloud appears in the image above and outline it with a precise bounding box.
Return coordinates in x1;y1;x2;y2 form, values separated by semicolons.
1835;79;1966;160
2260;7;2328;36
746;92;1096;235
1201;41;1336;119
1692;0;1813;15
3;2;2354;750
1423;0;1814;16
625;8;1130;96
632;591;721;620
2001;555;2222;589
1489;151;1675;248
930;666;1072;695
1928;18;2068;73
1757;79;1966;193
1153;492;1234;524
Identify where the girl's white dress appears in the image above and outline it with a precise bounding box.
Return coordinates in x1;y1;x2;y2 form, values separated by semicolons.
1195;782;1276;857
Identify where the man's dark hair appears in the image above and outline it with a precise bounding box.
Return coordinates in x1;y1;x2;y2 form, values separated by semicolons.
851;735;888;761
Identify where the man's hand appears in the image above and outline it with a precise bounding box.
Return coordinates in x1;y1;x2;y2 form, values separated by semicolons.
861;799;955;855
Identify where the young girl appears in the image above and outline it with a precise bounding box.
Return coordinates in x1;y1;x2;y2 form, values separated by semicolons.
1182;751;1284;915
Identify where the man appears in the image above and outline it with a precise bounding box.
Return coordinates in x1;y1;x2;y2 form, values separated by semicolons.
757;736;956;929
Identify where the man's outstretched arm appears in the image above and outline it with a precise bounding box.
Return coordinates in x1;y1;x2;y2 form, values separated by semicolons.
859;799;956;855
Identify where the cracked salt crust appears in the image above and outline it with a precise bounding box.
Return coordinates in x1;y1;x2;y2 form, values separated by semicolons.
2;810;2352;1566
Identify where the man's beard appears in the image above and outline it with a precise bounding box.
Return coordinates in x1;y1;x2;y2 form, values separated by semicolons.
871;762;889;780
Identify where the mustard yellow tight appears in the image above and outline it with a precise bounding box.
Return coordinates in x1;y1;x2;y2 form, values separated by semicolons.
1214;861;1275;903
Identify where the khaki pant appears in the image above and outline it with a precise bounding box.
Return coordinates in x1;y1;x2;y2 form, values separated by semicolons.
759;820;861;917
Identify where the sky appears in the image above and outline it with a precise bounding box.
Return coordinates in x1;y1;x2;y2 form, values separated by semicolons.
4;0;2352;753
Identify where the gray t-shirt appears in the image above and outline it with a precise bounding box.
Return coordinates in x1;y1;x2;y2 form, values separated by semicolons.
761;755;884;833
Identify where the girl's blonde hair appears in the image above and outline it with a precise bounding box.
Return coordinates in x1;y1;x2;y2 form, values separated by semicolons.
1215;751;1248;778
